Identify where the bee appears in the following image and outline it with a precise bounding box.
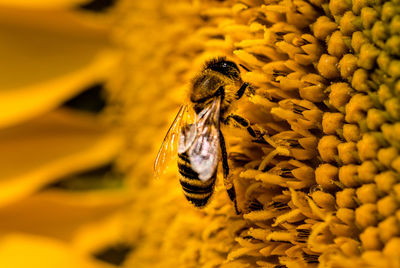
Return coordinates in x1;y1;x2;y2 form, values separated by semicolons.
154;57;260;213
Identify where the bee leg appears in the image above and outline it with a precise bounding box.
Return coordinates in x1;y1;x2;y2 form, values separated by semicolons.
235;82;249;100
223;114;267;144
219;129;241;214
236;82;255;99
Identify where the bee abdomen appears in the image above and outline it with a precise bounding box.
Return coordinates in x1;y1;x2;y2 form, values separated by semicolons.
179;179;214;194
178;152;216;208
177;162;198;180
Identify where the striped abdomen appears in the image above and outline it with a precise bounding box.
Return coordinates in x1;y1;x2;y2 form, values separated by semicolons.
177;152;216;207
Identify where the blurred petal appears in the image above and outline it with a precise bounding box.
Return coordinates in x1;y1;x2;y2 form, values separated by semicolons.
0;7;119;128
0;233;115;268
0;0;89;9
73;211;130;254
0;108;123;207
0;190;129;243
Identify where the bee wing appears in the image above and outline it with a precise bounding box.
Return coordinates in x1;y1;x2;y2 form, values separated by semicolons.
178;122;197;154
154;105;195;178
188;97;221;182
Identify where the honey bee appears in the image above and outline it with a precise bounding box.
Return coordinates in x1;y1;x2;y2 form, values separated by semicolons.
154;57;260;213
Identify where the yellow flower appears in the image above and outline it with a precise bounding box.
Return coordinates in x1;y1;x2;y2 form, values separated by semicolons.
2;0;400;267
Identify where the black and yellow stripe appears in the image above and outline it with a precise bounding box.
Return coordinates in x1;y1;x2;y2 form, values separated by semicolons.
177;152;216;207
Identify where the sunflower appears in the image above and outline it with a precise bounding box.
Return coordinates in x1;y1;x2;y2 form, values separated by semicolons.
2;0;400;267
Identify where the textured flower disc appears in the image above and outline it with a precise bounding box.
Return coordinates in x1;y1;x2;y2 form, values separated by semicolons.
112;0;400;267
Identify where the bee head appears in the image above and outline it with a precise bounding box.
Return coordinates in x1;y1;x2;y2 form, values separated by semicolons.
205;57;241;81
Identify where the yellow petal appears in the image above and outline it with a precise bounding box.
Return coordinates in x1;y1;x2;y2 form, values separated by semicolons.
73;211;130;254
0;0;89;9
0;233;115;268
0;7;119;128
0;108;123;207
0;189;129;245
